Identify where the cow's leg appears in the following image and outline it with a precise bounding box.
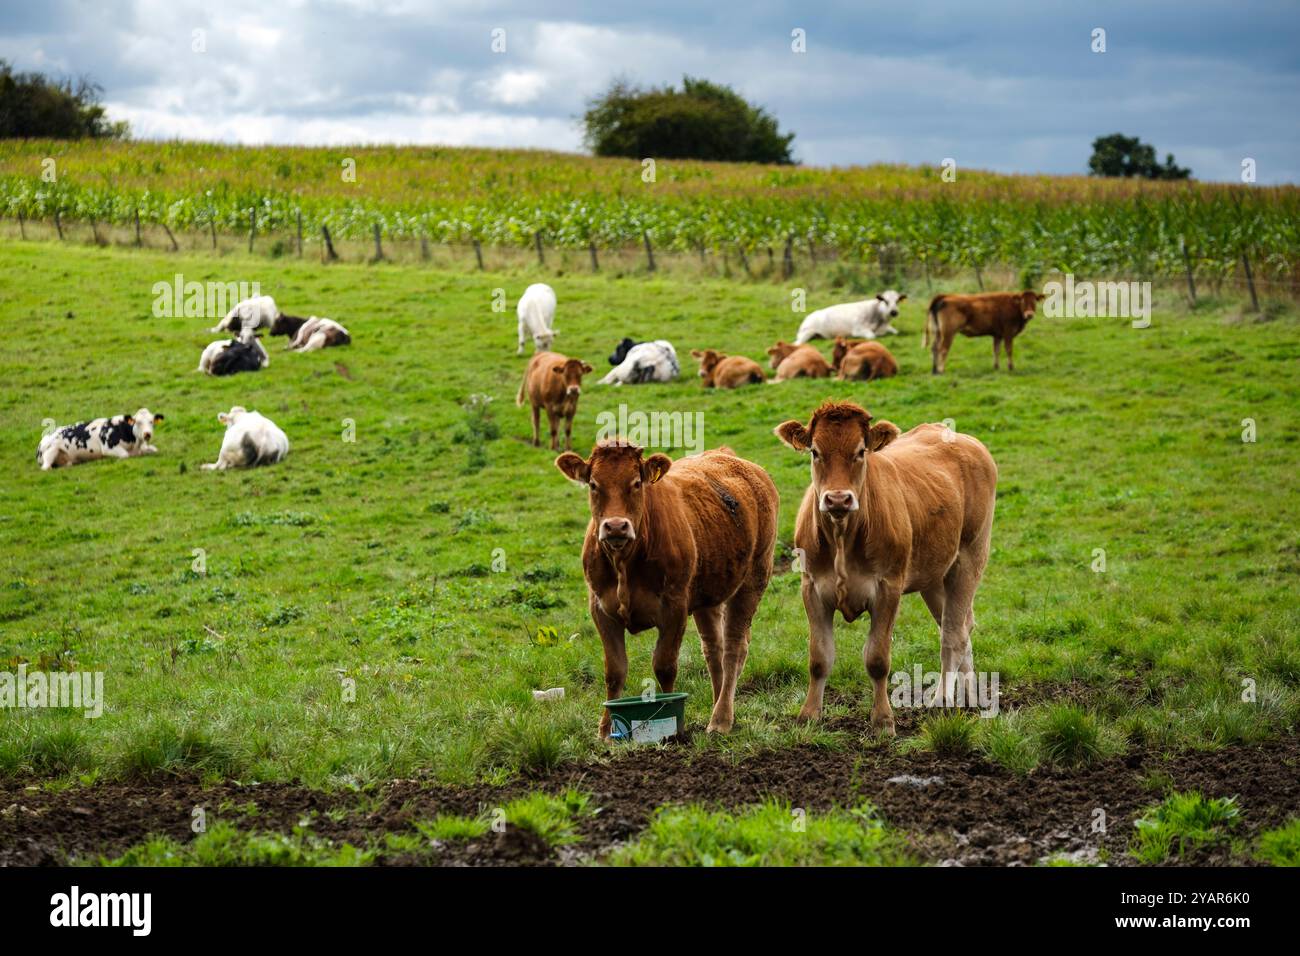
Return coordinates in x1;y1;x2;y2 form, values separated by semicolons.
516;320;525;355
992;336;1002;370
693;606;726;706
864;583;901;734
530;403;541;446
938;329;956;375
712;588;759;733
796;581;836;722
1004;335;1016;371
545;408;560;451
651;601;688;695
940;558;984;708
592;598;628;740
562;411;574;451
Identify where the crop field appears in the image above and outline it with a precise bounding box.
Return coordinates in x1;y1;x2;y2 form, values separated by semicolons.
3;140;1299;285
1;237;1299;867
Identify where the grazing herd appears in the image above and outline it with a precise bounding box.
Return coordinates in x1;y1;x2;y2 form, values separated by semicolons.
40;291;349;472
43;275;1036;740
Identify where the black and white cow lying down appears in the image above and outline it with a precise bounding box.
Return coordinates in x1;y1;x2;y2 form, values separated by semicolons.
210;295;306;335
198;328;269;376
37;409;163;470
269;314;351;351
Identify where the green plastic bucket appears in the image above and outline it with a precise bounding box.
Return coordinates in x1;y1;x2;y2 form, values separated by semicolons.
603;692;688;743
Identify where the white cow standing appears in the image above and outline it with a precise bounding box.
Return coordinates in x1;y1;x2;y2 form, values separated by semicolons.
516;283;558;354
794;291;907;344
201;406;289;471
211;295;279;334
599;340;680;385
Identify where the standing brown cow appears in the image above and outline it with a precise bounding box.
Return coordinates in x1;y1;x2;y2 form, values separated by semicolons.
555;442;778;737
691;349;766;388
517;351;592;450
924;291;1044;374
832;337;899;382
774;401;997;734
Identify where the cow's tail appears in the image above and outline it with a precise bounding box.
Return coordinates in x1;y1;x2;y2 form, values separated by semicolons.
924;296;945;350
515;367;527;406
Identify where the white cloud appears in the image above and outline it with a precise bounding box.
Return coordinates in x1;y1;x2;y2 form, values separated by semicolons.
478;70;547;106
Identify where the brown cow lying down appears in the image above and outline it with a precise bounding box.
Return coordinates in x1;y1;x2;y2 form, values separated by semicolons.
832;338;899;382
555;441;778;737
766;341;833;381
691;349;766;388
774;401;997;734
517;351;592;450
924;291;1044;374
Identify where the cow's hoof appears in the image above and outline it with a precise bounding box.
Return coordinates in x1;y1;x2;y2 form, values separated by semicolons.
794;708;821;723
871;718;896;737
705;719;734;734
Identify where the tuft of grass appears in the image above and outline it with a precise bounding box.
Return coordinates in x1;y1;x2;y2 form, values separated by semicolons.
501;789;592;846
918;712;977;756
414;813;491;842
1034;704;1117;767
1254;819;1300;867
1130;791;1240;864
606;800;912;866
94;821;372;867
115;720;238;779
977;712;1039;775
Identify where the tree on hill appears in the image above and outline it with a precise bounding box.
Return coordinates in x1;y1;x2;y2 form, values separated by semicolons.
0;60;129;139
1088;133;1190;180
583;76;795;165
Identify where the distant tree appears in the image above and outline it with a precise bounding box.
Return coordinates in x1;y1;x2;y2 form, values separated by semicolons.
583;76;795;164
1088;133;1189;180
0;60;129;139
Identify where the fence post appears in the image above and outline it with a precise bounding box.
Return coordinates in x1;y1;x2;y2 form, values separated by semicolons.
589;241;599;272
420;235;430;262
91;219;100;245
161;223;179;251
923;257;932;293
473;239;484;270
321;225;338;262
807;238;818;267
1241;250;1260;313
534;231;545;266
737;244;751;277
372;223;384;261
782;235;794;279
134;209;142;246
643;232;656;272
209;209;217;249
17;210;25;240
297;210;303;257
974;262;984;291
54;210;63;240
248;208;256;253
1180;237;1196;305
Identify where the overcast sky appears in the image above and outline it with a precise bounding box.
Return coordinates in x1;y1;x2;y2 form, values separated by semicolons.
3;0;1298;182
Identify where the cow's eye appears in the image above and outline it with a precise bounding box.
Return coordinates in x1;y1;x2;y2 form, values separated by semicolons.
810;449;819;461
856;448;866;460
631;478;642;489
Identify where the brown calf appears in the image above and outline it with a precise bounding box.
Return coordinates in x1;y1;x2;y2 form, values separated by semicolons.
517;351;592;450
691;349;766;388
832;338;899;382
555;442;778;737
774;401;997;734
766;341;833;381
924;291;1044;374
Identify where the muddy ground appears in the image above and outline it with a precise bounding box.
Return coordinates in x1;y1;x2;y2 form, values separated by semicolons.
3;689;1296;867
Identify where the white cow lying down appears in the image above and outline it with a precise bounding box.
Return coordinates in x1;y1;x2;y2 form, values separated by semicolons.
202;406;289;471
599;340;680;385
517;283;557;354
288;316;351;352
794;291;907;344
211;295;279;334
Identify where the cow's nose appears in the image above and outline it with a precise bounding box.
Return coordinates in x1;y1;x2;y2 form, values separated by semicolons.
567;385;580;396
890;309;899;317
821;490;858;514
599;517;634;541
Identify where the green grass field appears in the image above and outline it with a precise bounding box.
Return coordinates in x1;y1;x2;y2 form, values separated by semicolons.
1;238;1298;863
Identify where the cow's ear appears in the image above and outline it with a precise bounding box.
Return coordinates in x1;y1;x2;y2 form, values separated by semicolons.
868;420;900;452
552;363;565;374
153;414;164;424
555;452;589;484
218;413;231;425
690;349;703;359
774;420;810;452
580;362;593;374
876;293;886;301
642;453;672;484
896;294;907;303
124;416;135;426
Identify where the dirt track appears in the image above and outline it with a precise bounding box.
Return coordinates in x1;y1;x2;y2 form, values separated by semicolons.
4;709;1296;866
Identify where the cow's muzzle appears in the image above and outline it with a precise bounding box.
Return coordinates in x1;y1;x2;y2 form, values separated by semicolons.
820;490;858;518
598;517;635;548
566;385;581;397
